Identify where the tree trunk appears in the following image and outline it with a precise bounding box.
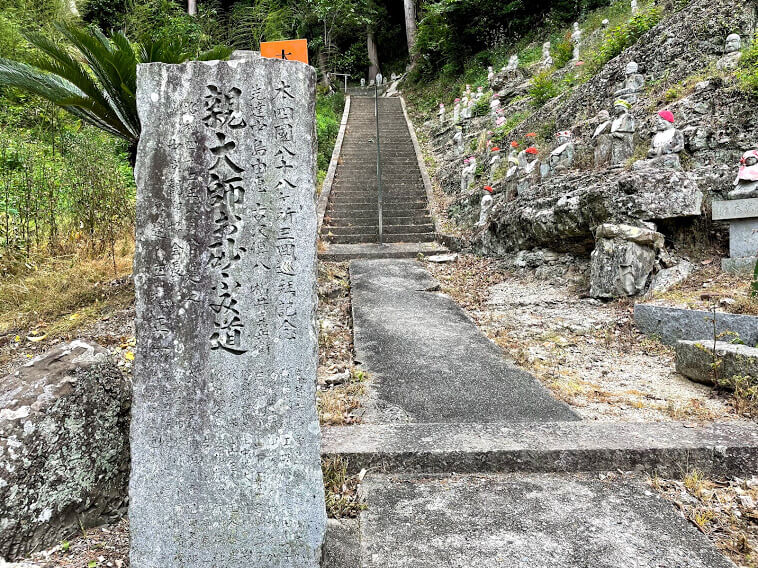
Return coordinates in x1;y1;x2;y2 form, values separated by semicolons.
404;0;417;59
318;50;331;87
188;0;197;16
367;30;380;81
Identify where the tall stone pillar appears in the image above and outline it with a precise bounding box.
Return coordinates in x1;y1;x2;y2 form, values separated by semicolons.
130;58;325;567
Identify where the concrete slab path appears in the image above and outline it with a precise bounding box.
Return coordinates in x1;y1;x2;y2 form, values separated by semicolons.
357;473;736;568
350;259;578;423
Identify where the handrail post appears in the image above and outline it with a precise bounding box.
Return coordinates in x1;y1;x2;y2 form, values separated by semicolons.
375;81;383;245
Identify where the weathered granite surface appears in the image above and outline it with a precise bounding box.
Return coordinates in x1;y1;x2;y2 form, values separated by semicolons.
676;340;758;386
358;473;736;567
713;197;758;221
634;304;758;346
132;58;325;567
0;341;130;561
321;421;758;477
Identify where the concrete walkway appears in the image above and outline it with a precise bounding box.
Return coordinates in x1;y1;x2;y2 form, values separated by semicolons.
356;473;736;568
350;259;578;423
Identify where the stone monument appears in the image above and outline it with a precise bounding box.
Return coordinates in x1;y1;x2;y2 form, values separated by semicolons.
461;156;477;191
541;130;575;178
593;109;613;167
730;149;758;200
713;150;758;272
477;185;494;227
717;34;743;70
131;58;326;567
610;99;636;166
453;127;464;155
614;61;644;104
540;41;553;69
632;110;684;170
571;23;583;62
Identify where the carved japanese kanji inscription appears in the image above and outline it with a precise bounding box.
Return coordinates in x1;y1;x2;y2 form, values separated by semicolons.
131;58;324;568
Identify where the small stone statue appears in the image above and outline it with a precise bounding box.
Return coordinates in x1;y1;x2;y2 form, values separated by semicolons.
632;110;685;170
490;93;501;116
630;0;638;15
466;95;476;119
503;55;519;73
438;103;445;125
729;150;758;199
477;185;494;227
601;18;610;28
610;99;636;166
391;72;398;81
461;156;478;192
540;41;553;69
460;95;470;120
515;146;540;195
614;61;645;104
717;34;743;70
361;78;366;87
453;127;464;156
475;86;485;101
453;98;461;123
593;109;613;167
541;130;575;178
488;146;502;182
571;23;583;62
487;66;495;83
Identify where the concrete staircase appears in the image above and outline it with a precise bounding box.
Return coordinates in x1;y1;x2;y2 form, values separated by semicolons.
322;97;437;247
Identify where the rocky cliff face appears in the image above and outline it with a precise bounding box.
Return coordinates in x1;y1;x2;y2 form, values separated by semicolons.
417;0;757;298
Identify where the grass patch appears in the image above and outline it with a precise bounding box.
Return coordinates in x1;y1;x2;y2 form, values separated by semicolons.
318;367;367;425
321;456;366;518
0;239;134;339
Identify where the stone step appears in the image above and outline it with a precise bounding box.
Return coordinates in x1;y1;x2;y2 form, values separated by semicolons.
317;241;449;262
326;232;437;244
326;216;432;226
321;421;758;476
324;225;435;236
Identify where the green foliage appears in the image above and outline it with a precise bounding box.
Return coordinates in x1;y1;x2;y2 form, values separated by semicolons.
471;92;490;117
489;111;528;144
0;22;231;159
751;255;758;297
80;0;126;32
124;0;225;52
552;32;573;69
590;7;662;70
315;90;345;183
529;70;560;107
738;33;758;95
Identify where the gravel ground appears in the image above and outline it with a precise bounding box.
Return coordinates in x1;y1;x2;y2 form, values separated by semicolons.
425;253;745;422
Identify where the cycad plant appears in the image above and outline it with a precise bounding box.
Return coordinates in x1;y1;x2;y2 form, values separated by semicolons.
0;22;231;164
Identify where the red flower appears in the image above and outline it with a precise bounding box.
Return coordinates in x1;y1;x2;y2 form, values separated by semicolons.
510;141;519;148
491;146;500;152
483;185;494;193
525;132;537;137
525;146;538;155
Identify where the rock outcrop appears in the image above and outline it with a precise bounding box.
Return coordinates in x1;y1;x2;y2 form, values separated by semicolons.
0;341;130;561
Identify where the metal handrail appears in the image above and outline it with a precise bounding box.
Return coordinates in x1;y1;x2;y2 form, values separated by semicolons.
375;79;383;245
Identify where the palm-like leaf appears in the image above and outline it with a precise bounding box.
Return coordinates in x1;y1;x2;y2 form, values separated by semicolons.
0;22;232;157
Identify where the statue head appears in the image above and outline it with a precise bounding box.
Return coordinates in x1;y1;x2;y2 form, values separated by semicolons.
737;150;758;182
542;42;551;55
573;22;580;31
454;98;461;105
656;110;675;131
597;109;610;122
601;18;609;28
477;86;483;93
555;130;573;144
613;99;631;116
725;33;742;54
625;61;639;75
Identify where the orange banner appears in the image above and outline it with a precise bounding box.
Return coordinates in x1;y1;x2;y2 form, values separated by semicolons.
260;39;309;65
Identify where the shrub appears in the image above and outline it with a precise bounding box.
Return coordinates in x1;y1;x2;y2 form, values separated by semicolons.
471;93;491;117
552;32;574;69
592;7;662;69
80;0;126;32
529;70;560;107
315;91;345;181
738;33;758;95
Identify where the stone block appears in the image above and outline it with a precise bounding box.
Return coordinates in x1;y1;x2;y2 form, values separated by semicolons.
590;235;656;298
676;339;758;386
712;197;758;221
131;58;325;567
650;261;693;294
729;218;758;259
634;304;758;345
723;256;758;274
0;341;130;561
